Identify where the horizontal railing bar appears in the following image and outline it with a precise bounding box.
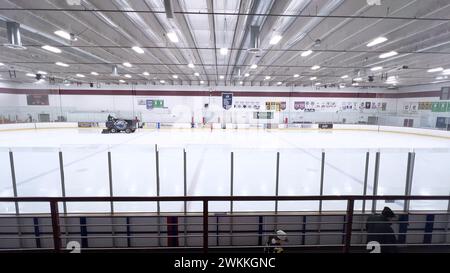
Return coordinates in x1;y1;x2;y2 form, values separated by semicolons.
0;195;449;202
0;236;54;239
57;221;353;227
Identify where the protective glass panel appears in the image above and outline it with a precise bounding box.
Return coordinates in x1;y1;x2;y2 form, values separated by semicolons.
159;147;184;212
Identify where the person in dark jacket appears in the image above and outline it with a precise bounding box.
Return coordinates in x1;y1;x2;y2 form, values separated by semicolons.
366;206;398;253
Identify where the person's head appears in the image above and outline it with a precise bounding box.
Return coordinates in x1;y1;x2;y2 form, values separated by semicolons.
276;230;288;242
381;206;395;220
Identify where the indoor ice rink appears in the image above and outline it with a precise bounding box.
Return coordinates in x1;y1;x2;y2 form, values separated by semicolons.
1;0;450;255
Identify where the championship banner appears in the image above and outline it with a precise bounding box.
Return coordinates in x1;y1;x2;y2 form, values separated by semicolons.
222;93;233;110
280;102;286;111
294;101;305;110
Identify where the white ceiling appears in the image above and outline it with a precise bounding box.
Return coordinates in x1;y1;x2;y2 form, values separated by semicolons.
1;0;450;88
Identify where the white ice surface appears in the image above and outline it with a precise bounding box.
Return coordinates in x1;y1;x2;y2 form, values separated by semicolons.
0;128;449;213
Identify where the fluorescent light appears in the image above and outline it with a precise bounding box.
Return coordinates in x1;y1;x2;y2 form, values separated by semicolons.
200;80;205;84
123;62;132;67
124;74;132;78
91;72;99;76
54;30;77;41
37;71;47;75
194;72;200;76
244;73;250;77
436;76;448;80
219;75;224;79
367;37;388;47
311;65;320;70
352;82;359;86
76;74;85;78
167;31;179;43
220;48;228;55
427;67;444;73
172;74;178;79
265;76;271;80
239;81;243;84
315;82;321;86
301;50;313;57
55;62;69;67
188;63;195;68
341;75;349;79
353;77;363;82
379;51;398;59
159;80;165;83
0;63;4;66
269;35;282;45
143;72;150;76
42;45;61;53
250;64;257;69
293;74;299;78
310;77;317;80
119;79;125;83
442;69;450;75
277;81;282;85
26;73;35;77
132;46;144;54
371;66;383;71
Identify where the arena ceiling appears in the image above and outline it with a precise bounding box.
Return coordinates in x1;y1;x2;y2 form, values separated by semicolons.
1;0;450;88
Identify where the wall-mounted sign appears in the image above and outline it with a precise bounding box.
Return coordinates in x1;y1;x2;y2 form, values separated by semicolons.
265;101;286;111
222;93;233;110
27;94;49;105
253;112;273;119
146;99;164;110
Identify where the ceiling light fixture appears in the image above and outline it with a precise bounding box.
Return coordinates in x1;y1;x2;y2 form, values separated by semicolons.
341;75;349;79
26;73;35;77
143;72;150;76
371;66;383;71
55;62;69;67
123;62;132;67
91;72;99;76
244;73;250;77
310;77;317;80
119;79;125;83
379;51;398;59
160;80;165;83
124;74;132;78
353;77;363;82
194;72;200;76
367;37;388;47
301;50;313;57
265;76;271;80
37;71;47;75
172;74;178;79
220;48;228;55
42;45;61;53
54;30;77;41
76;74;85;78
311;65;320;70
167;31;179;43
200;80;205;84
442;69;450;75
427;67;444;73
293;74;299;78
219;75;224;79
269;35;282;45
188;63;195;68
250;64;257;69
132;46;144;54
277;81;282;85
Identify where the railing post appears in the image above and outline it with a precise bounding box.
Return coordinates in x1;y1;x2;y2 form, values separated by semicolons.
343;198;355;253
50;200;62;252
203;199;209;253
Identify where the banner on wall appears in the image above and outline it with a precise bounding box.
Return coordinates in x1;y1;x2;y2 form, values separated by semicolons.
365;102;371;109
294;101;305;110
222;93;233;110
27;94;49;105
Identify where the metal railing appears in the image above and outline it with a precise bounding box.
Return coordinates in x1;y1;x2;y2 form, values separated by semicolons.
1;195;450;253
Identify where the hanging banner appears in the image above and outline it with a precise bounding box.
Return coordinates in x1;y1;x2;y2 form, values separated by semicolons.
222;93;233;110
